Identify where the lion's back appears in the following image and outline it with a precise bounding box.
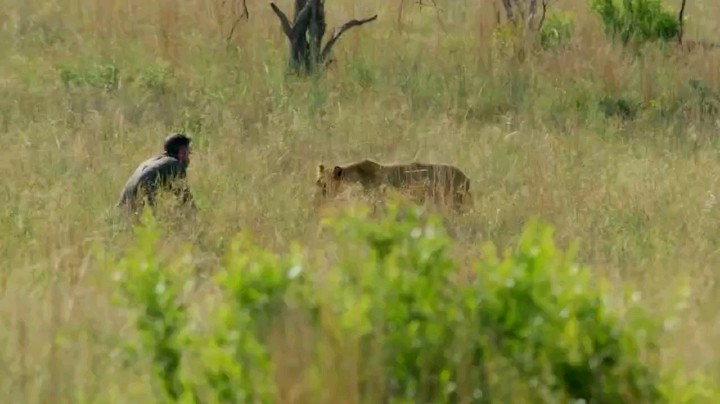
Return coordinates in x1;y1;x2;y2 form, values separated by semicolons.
384;162;470;188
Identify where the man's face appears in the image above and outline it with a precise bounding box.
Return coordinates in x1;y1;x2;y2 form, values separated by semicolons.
177;146;191;166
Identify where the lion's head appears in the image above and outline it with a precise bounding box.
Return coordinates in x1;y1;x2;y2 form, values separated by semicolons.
314;163;346;200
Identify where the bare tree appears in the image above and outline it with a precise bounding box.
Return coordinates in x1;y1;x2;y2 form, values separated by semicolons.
270;0;378;75
242;0;249;19
678;0;687;44
226;0;250;43
527;0;538;28
674;0;719;52
498;0;542;30
537;0;557;31
212;0;250;44
417;0;447;33
500;0;515;23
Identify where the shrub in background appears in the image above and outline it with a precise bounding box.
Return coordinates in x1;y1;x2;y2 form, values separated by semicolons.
589;0;680;44
540;11;575;50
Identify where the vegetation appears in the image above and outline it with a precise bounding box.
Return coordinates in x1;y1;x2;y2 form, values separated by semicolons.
110;202;709;402
539;10;575;49
589;0;681;44
2;0;720;402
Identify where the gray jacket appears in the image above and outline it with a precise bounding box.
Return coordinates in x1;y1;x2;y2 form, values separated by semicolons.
117;153;195;213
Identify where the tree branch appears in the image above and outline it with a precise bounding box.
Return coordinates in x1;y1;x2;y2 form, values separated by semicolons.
397;0;405;30
291;0;318;38
678;0;687;44
294;0;307;17
537;0;552;31
537;1;546;31
226;17;243;43
241;0;249;20
225;0;251;44
321;15;378;61
421;0;447;33
512;0;526;24
270;3;292;37
500;0;515;23
527;0;538;29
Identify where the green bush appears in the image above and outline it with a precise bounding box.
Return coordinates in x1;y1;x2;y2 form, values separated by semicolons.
474;219;663;402
317;203;464;401
589;0;680;44
599;94;641;120
58;62;120;91
195;234;302;403
110;215;193;401
540;11;575;50
139;63;173;95
108;201;717;403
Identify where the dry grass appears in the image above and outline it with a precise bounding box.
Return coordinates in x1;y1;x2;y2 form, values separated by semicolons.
2;0;720;401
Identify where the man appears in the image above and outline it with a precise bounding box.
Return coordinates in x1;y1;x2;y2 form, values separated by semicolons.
117;132;197;215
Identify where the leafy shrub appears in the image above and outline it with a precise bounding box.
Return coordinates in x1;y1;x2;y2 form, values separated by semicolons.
644;79;720;125
688;79;720;121
540;11;575;50
316;203;464;401
195;234;303;403
589;0;680;44
59;62;120;91
599;94;641;120
109;201;716;402
110;215;193;401
473;219;663;402
139;64;173;95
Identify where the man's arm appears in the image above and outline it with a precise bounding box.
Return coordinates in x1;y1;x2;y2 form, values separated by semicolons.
160;159;197;211
174;178;197;210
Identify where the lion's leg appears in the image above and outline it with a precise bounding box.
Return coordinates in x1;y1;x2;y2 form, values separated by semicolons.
453;183;472;213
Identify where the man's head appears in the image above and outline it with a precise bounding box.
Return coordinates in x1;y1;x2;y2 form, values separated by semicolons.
164;133;192;166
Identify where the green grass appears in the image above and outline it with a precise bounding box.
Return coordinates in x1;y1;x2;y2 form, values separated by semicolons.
2;0;720;402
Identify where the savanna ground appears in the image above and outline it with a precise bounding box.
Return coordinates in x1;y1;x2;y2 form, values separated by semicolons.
2;0;720;402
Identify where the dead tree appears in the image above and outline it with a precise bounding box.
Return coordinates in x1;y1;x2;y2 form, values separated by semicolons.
677;0;687;44
270;0;378;75
537;0;555;31
226;0;250;43
500;0;515;23
674;0;719;52
499;0;539;29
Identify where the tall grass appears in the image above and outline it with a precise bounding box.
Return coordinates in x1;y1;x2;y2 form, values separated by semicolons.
2;0;720;401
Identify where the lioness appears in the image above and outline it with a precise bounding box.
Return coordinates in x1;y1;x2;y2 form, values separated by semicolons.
314;159;472;211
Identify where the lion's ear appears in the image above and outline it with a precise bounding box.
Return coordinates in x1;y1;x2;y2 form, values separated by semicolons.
317;164;325;176
333;166;342;179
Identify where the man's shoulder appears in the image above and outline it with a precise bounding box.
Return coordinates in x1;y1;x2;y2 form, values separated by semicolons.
152;155;189;180
150;154;180;164
140;154;184;170
127;154;181;182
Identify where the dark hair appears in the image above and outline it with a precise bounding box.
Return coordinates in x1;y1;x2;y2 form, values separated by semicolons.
163;133;191;157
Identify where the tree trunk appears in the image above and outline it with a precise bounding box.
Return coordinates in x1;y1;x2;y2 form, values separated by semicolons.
500;0;540;29
270;0;377;75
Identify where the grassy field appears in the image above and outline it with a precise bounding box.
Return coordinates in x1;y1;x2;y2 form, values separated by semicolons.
2;0;720;402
